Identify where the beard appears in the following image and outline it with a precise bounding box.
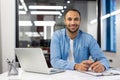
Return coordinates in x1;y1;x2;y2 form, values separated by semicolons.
66;25;79;34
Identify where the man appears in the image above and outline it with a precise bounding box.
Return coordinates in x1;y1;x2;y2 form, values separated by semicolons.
50;9;109;73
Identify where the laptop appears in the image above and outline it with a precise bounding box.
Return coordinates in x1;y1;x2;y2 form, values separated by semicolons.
15;48;64;74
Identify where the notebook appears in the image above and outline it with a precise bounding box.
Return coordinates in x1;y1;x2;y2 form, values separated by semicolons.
81;69;120;76
15;48;65;74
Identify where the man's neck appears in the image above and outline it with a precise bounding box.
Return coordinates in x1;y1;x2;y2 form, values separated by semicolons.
67;30;78;40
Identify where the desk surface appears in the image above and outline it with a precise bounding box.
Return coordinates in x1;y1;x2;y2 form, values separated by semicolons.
0;69;120;80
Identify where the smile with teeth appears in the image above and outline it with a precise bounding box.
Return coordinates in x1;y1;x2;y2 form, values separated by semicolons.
70;24;77;28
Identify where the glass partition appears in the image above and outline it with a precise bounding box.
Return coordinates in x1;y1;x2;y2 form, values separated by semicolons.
17;0;97;50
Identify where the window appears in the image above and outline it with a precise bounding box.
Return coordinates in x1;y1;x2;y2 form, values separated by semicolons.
101;0;116;52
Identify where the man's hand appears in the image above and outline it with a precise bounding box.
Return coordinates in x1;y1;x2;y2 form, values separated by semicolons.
90;61;105;73
74;60;93;71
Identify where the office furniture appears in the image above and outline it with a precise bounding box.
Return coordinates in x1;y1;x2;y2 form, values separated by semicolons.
0;69;120;80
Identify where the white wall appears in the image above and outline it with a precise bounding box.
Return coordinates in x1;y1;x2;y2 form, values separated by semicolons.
74;1;88;32
74;1;97;39
0;0;2;73
0;0;15;73
87;1;97;40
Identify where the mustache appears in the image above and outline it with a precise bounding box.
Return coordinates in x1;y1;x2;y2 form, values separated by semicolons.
70;24;78;26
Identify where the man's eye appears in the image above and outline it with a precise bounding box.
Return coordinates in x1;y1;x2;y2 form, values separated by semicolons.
67;18;72;21
74;18;79;21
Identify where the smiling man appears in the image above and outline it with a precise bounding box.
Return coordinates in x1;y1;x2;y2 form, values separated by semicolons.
50;9;109;73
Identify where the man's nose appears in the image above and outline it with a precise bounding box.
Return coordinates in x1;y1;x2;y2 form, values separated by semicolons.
71;20;76;24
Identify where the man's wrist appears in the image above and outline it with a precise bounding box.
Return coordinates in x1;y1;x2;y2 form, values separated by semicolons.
74;64;79;70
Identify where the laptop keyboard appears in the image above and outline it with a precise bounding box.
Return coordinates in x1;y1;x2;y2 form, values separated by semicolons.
50;68;64;72
49;68;59;72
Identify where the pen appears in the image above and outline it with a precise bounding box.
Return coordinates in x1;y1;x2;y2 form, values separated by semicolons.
6;59;19;75
6;59;11;64
88;59;98;71
94;58;98;62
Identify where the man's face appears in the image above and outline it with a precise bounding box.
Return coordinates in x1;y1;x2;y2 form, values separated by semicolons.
64;11;81;33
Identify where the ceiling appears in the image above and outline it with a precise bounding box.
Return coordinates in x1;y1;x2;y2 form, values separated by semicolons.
21;0;96;6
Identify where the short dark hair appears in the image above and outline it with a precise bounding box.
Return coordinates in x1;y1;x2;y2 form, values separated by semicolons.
64;9;81;20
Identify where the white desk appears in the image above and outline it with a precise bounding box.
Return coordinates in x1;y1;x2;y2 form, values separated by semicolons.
0;69;120;80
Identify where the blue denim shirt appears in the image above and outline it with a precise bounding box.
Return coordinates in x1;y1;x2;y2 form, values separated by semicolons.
50;29;109;70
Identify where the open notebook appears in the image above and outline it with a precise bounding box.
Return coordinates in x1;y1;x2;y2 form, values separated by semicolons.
15;48;65;74
81;69;120;76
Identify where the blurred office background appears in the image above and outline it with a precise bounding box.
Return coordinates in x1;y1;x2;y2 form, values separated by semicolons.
0;0;120;73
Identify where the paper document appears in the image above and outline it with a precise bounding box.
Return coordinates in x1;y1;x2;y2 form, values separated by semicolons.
82;69;120;76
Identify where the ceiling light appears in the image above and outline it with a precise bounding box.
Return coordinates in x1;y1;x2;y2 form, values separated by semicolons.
59;13;62;16
19;11;26;14
101;14;110;20
34;21;56;26
30;11;62;15
19;21;32;26
64;6;67;9
67;1;70;4
20;0;28;11
90;19;97;24
90;14;110;24
25;32;42;37
111;9;120;16
90;9;120;24
61;10;64;13
19;5;24;9
58;16;61;19
29;5;63;10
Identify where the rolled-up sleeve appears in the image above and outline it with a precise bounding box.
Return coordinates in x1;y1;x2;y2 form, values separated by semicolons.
89;36;110;70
